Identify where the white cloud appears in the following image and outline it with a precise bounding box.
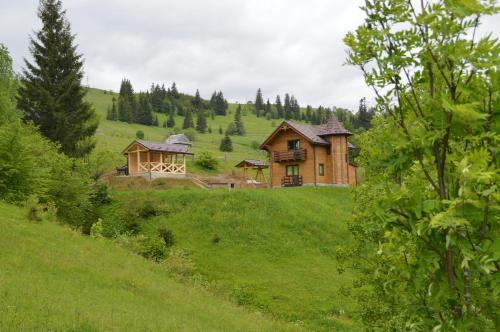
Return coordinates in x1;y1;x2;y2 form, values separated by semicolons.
1;0;498;110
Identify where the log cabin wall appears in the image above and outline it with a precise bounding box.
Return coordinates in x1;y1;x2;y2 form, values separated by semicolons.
330;135;349;184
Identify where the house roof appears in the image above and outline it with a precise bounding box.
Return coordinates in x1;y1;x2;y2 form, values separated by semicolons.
260;116;352;149
235;159;269;168
165;133;192;146
123;139;194;155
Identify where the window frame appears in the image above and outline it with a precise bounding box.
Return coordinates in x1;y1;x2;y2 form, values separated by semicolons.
319;163;325;176
286;164;299;176
287;139;300;151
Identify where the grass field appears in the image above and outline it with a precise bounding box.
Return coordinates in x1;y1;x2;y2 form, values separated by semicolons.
87;88;275;174
0;201;299;331
98;186;358;331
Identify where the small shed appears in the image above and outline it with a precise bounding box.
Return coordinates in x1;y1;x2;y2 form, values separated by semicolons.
123;139;194;178
235;159;269;187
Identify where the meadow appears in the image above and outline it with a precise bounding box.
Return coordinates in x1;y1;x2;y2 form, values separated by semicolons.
98;185;358;331
0;201;299;331
87;88;275;174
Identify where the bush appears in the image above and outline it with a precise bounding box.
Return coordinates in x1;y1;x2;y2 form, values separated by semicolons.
196;151;218;170
158;227;175;247
135;130;144;139
183;128;196;142
225;122;237;135
250;141;260;150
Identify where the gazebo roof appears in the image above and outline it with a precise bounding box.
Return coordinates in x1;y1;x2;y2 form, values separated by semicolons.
123;139;194;155
235;159;269;168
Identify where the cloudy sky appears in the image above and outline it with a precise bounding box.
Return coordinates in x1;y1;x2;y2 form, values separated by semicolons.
1;1;498;110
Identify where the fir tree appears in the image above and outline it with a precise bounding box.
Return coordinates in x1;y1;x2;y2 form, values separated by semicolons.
305;105;313;122
182;108;194;129
136;92;153;125
265;99;272;119
212;91;227;115
234;104;245;135
117;79;135;122
218;126;223;134
106;106;112;120
17;0;98;157
110;97;118;120
166;110;175;128
195;110;207;133
192;89;202;110
170;82;179;98
254;88;264;112
219;133;233;152
275;95;284;118
283;93;292;120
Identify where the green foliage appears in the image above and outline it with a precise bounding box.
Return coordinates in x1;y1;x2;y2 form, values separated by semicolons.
16;0;98;158
158;227;175;247
195;110;207;133
182;108;194;129
0;44;18;125
135;130;144;139
196;151;218;170
341;0;500;330
219;133;233;152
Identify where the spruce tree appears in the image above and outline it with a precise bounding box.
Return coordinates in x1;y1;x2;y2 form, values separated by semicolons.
218;126;223;134
195;110;207;133
219;133;233;152
166;109;175;128
254;88;264;113
265;99;272;119
275;95;284;118
182;108;194;129
283;93;292;120
192;89;202;110
110;97;118;120
117;79;135;122
170;82;179;98
17;0;98;157
234;104;245;135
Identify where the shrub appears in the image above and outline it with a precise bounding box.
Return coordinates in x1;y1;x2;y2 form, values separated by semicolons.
90;218;104;238
139;236;168;262
183;128;196;142
90;183;111;205
250;141;260;150
158;227;175;247
162;249;196;278
196;151;218;170
137;200;159;218
135;130;144;139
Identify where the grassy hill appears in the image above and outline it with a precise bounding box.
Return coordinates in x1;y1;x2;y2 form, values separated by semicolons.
87;88;275;174
0;201;298;331
99;186;358;331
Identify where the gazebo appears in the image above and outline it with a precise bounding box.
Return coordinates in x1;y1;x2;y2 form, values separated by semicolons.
122;139;194;179
235;159;269;187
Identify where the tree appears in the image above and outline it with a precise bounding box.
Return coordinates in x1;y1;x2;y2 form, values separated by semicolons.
211;91;227;116
233;104;245;135
117;79;135;122
110;98;118;121
219;133;233;152
170;82;179;99
275;95;284;118
355;97;373;130
0;45;18;125
283;93;292;119
17;0;98;158
166;110;175;128
152;115;159;127
182;108;194;129
255;88;264;112
135;130;144;139
192;89;202;110
195;110;207;133
265;99;272;119
339;0;499;330
136;92;153;125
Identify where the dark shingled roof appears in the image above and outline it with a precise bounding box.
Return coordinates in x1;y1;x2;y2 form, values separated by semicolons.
285;121;330;145
235;159;269;168
165;134;192;146
280;116;352;146
316;116;352;136
130;139;194;154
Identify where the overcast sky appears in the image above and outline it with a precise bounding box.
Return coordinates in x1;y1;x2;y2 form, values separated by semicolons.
1;1;498;110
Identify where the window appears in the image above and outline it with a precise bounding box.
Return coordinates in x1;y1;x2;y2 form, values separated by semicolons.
287;139;300;150
286;165;299;176
319;163;324;176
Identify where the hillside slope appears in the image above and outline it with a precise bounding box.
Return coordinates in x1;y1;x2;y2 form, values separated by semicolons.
0;202;297;331
86;88;274;174
99;186;358;331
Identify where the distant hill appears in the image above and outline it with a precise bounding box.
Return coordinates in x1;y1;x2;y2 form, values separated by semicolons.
0;201;295;331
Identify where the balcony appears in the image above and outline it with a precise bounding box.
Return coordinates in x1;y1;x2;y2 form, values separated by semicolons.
273;149;307;162
281;175;303;187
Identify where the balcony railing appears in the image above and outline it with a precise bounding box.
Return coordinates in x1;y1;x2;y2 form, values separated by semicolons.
273;149;307;162
281;175;303;187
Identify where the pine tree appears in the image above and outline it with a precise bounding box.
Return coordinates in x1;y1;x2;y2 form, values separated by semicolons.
192;89;202;110
213;91;227;115
117;79;135;122
183;108;194;129
234;104;245;135
136;92;153;125
110;97;118;120
218;126;223;134
283;93;292;120
106;106;112;120
166;109;175;128
305;105;313;122
153;115;159;126
275;95;284;118
255;88;264;112
355;97;373;130
219;133;233;152
195;110;207;133
17;0;98;157
170;82;179;98
265;99;272;119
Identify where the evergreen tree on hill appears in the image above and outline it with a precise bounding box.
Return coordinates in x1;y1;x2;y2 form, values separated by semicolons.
16;0;98;157
150;83;163;112
355;97;374;130
166;109;175;128
275;95;284;118
117;79;135;122
212;91;227;116
170;82;179;99
136;92;153;125
234;104;245;135
219;133;233;152
283;93;292;120
195;110;207;133
192;89;202;110
254;88;264;112
305;105;313;123
182;108;194;129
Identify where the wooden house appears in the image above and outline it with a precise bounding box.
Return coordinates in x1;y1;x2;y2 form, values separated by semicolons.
260;116;357;187
122;139;193;179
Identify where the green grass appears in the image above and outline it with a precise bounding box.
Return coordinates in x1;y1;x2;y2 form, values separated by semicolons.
86;88;275;174
99;186;358;331
0;201;299;331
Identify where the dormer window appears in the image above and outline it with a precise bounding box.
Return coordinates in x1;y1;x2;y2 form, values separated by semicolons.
287;139;300;150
